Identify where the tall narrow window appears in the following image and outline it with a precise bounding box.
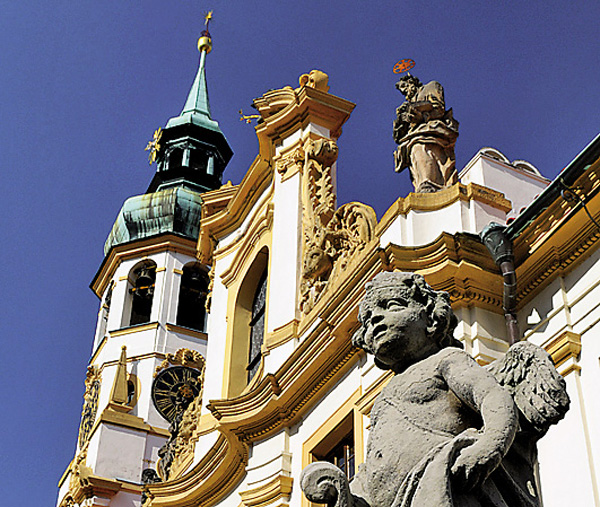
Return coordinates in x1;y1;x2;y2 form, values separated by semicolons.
324;435;355;480
310;413;357;482
176;263;208;331
129;262;156;325
248;270;267;382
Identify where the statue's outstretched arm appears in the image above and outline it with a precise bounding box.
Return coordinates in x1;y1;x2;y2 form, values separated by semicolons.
301;461;369;507
439;349;518;490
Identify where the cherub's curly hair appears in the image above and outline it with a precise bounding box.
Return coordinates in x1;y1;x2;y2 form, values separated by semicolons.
395;74;423;92
352;272;461;367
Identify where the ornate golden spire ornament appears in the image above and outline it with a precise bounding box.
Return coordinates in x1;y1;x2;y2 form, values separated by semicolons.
145;128;162;165
197;10;214;53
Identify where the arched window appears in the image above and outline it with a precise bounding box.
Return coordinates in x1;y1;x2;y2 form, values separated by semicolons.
176;263;209;331
129;261;156;326
227;248;269;396
248;269;267;382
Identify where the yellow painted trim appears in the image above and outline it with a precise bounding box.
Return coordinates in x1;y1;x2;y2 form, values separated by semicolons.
219;203;274;286
239;475;294;507
92;233;198;298
265;319;299;350
97;351;167;369
301;388;363;507
173;268;184;275
89;335;108;365
118;276;128;281
109;321;159;337
165;323;208;340
156;267;167;273
544;330;582;371
57;459;74;487
376;183;511;237
145;430;249;507
221;234;272;398
95;406;170;438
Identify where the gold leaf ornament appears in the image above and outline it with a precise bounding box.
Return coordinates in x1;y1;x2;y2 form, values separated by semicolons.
145;128;163;165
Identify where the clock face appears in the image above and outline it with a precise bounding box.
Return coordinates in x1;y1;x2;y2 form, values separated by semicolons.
151;366;202;422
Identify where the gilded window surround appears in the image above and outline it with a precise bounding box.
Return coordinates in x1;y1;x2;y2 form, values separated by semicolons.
212;187;275;263
219;203;274;287
239;475;294;507
301;388;364;507
221;237;271;398
198;156;273;263
92;233;197;298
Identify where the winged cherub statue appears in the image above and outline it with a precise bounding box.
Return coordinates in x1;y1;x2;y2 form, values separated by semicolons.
301;272;569;507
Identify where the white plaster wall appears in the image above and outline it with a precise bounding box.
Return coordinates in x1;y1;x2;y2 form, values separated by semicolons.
93;424;147;481
379;198;506;249
108;491;142;507
245;430;292;488
267;169;302;332
537;373;597;506
459;153;549;219
203;250;235;402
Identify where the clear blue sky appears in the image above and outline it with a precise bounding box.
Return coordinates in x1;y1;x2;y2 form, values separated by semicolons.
1;1;599;504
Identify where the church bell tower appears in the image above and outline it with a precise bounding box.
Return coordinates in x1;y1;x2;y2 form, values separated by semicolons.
57;20;231;507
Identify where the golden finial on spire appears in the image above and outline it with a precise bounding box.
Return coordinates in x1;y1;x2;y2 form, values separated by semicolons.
198;10;213;53
204;10;213;28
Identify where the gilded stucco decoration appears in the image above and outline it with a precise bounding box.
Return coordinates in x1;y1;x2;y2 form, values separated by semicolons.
154;349;206;481
155;348;206;377
78;366;101;448
300;139;376;314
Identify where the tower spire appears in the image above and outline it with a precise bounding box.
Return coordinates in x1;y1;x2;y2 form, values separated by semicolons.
147;12;232;194
180;12;213;119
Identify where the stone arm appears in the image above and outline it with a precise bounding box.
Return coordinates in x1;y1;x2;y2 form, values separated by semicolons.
439;349;518;491
301;461;369;507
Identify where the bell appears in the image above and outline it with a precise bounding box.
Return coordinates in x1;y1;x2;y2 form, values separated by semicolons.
132;266;155;298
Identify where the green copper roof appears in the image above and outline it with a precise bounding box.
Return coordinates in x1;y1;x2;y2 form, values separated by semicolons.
166;49;221;133
104;186;203;255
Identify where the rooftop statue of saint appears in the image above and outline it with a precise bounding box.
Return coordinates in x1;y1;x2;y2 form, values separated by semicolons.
393;75;459;193
301;272;569;507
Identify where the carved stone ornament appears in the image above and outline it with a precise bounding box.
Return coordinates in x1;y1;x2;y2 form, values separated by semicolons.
78;366;101;448
301;272;570;507
152;352;206;481
155;348;206;377
393;75;459;193
300;139;376;314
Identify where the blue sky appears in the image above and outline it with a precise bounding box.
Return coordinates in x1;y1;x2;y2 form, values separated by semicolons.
1;1;599;504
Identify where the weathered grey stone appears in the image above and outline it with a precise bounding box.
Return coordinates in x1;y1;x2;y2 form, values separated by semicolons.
300;272;569;507
393;76;459;193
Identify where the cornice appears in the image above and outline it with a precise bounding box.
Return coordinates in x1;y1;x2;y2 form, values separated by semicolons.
198;156;273;263
376;182;511;237
239;475;293;507
165;323;208;340
91;233;198;298
145;430;248;507
514;159;600;308
219;203;274;287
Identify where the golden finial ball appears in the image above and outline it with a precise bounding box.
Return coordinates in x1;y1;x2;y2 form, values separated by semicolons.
198;36;212;53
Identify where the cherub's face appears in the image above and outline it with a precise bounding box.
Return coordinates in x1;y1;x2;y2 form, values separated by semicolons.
399;80;417;101
360;286;437;371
